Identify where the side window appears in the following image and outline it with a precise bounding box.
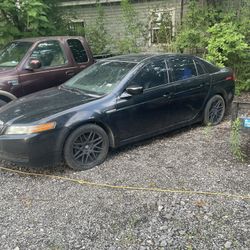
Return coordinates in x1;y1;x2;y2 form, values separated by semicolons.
200;60;220;73
194;60;206;75
131;60;168;90
67;39;88;63
169;57;197;81
30;40;67;68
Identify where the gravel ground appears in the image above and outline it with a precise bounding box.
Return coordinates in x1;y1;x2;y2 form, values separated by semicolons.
0;94;249;250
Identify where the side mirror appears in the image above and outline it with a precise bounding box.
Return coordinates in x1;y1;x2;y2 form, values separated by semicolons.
126;85;143;95
27;59;42;70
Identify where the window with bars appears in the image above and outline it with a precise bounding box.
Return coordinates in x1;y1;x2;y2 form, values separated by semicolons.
67;21;85;36
150;10;174;45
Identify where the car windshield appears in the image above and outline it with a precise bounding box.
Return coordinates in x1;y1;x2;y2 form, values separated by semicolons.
64;60;136;95
0;41;33;67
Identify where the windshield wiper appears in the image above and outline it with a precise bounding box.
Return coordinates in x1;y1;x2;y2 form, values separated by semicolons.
74;87;103;98
60;85;102;98
60;85;83;95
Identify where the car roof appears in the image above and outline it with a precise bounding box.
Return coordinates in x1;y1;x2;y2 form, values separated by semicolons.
13;36;84;43
104;53;195;63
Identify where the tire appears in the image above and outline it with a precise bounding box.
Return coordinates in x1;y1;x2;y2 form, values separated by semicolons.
0;99;7;108
203;95;226;126
64;124;109;171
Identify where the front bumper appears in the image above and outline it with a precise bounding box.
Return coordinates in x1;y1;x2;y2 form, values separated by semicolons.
0;129;65;167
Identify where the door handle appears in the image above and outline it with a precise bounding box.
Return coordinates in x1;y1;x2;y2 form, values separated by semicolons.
200;82;210;87
163;92;173;99
66;71;75;77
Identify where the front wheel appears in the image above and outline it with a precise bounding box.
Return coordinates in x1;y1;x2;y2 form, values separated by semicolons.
203;95;226;126
64;124;109;171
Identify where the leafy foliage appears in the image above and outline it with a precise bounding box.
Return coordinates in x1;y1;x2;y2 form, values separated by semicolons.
174;0;210;53
230;118;245;161
174;0;250;93
83;3;111;55
0;0;66;47
116;0;145;54
206;21;248;67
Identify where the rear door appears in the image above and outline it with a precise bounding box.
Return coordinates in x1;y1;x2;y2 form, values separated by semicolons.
167;56;211;123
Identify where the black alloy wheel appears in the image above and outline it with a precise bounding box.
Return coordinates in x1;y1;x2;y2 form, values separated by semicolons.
204;95;226;125
64;124;109;170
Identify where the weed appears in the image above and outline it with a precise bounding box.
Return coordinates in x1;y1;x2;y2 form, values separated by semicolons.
230;118;245;161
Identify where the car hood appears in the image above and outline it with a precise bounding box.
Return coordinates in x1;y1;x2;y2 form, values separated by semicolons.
0;87;100;124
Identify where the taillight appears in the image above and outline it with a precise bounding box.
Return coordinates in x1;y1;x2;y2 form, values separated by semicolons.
225;75;235;81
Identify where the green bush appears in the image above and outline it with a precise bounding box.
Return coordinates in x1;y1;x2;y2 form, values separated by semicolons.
206;21;248;67
116;0;145;54
0;0;68;47
83;3;112;55
174;0;250;93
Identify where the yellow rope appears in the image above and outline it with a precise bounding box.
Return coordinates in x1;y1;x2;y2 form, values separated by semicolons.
0;166;249;200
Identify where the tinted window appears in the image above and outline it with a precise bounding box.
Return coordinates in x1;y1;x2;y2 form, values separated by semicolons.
195;60;206;75
67;39;88;63
131;60;168;89
31;40;67;68
168;57;197;81
200;59;220;73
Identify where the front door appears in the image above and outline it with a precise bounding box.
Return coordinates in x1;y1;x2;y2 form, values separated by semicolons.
110;59;176;142
19;40;74;95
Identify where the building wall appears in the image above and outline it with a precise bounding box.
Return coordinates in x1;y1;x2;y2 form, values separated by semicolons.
60;0;182;50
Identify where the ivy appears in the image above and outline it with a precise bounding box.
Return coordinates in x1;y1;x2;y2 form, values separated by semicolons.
116;0;145;54
83;3;111;55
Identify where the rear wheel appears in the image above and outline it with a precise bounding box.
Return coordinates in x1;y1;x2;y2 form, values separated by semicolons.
64;124;109;171
204;95;225;125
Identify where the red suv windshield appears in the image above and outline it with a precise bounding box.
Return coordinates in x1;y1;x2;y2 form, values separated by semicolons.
0;41;33;68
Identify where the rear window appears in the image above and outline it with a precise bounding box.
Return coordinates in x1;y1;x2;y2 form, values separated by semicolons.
194;60;206;75
67;39;88;63
200;59;220;73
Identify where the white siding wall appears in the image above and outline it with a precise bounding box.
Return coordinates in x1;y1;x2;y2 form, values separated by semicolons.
61;0;181;41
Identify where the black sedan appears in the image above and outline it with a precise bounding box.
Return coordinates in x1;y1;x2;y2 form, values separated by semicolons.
0;54;235;170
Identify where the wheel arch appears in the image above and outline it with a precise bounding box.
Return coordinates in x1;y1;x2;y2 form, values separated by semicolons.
61;120;116;154
209;88;228;107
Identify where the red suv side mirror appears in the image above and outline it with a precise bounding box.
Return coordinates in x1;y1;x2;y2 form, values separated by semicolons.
28;59;42;70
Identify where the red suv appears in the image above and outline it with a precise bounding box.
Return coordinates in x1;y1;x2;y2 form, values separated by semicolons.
0;36;94;107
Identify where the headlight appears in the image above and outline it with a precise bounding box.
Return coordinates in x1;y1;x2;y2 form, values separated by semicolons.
5;122;56;135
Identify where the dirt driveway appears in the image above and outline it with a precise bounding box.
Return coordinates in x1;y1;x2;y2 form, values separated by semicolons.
0;103;249;249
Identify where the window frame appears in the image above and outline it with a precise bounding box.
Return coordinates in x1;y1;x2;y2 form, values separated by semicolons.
193;59;207;76
166;56;199;82
67;38;89;64
128;59;170;92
